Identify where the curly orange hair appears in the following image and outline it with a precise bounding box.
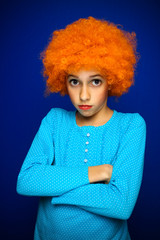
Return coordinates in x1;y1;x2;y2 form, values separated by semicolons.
40;16;139;97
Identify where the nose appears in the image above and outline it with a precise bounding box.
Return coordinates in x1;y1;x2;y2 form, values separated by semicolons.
79;85;90;101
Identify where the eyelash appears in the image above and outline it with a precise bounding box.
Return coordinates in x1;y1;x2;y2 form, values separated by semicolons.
69;79;102;86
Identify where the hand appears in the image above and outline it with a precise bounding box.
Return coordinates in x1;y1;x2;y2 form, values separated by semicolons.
88;164;113;184
103;164;113;183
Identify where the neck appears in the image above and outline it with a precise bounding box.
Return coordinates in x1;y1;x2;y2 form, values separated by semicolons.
76;107;113;127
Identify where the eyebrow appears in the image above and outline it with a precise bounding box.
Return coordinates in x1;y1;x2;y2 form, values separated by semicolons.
67;74;103;78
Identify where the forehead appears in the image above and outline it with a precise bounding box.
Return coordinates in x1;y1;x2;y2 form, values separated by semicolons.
67;69;103;78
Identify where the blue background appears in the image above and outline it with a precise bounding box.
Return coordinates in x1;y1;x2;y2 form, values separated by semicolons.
1;0;160;239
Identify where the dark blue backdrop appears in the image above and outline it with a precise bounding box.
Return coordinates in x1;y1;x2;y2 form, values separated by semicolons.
1;0;160;239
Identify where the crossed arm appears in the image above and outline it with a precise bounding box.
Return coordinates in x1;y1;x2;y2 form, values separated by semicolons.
16;110;146;220
51;118;146;220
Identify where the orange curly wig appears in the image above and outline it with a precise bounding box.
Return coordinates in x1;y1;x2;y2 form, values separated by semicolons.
40;16;139;97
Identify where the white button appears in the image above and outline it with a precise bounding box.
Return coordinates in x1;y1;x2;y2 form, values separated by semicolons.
85;149;88;152
86;141;89;145
84;159;88;163
87;133;90;137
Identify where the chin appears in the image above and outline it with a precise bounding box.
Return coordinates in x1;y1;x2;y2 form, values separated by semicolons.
79;110;95;117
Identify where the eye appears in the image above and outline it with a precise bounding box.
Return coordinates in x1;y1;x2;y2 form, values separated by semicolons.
92;79;102;86
69;79;79;86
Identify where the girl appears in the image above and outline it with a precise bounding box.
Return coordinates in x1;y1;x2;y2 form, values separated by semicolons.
16;16;147;240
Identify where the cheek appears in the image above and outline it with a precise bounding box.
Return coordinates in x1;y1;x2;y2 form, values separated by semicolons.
67;88;78;102
93;89;108;103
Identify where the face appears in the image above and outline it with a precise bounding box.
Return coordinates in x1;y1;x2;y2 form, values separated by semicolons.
66;69;109;123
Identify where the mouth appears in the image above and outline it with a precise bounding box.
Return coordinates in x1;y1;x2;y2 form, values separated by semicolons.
78;105;93;110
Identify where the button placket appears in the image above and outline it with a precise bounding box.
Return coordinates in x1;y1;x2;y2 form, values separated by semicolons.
84;133;90;163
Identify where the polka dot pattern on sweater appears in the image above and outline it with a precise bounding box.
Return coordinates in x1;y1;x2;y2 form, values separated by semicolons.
16;108;146;240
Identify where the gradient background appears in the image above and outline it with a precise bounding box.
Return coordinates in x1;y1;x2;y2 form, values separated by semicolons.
1;0;160;239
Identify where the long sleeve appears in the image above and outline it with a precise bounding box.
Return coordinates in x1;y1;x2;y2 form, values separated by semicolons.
51;114;147;220
16;109;90;197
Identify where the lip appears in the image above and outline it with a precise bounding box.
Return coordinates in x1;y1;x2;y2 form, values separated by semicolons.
78;105;92;110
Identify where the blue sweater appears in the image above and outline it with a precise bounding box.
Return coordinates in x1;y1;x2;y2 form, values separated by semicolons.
16;108;146;240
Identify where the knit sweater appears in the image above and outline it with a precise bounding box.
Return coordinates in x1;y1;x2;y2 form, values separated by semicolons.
16;107;146;240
